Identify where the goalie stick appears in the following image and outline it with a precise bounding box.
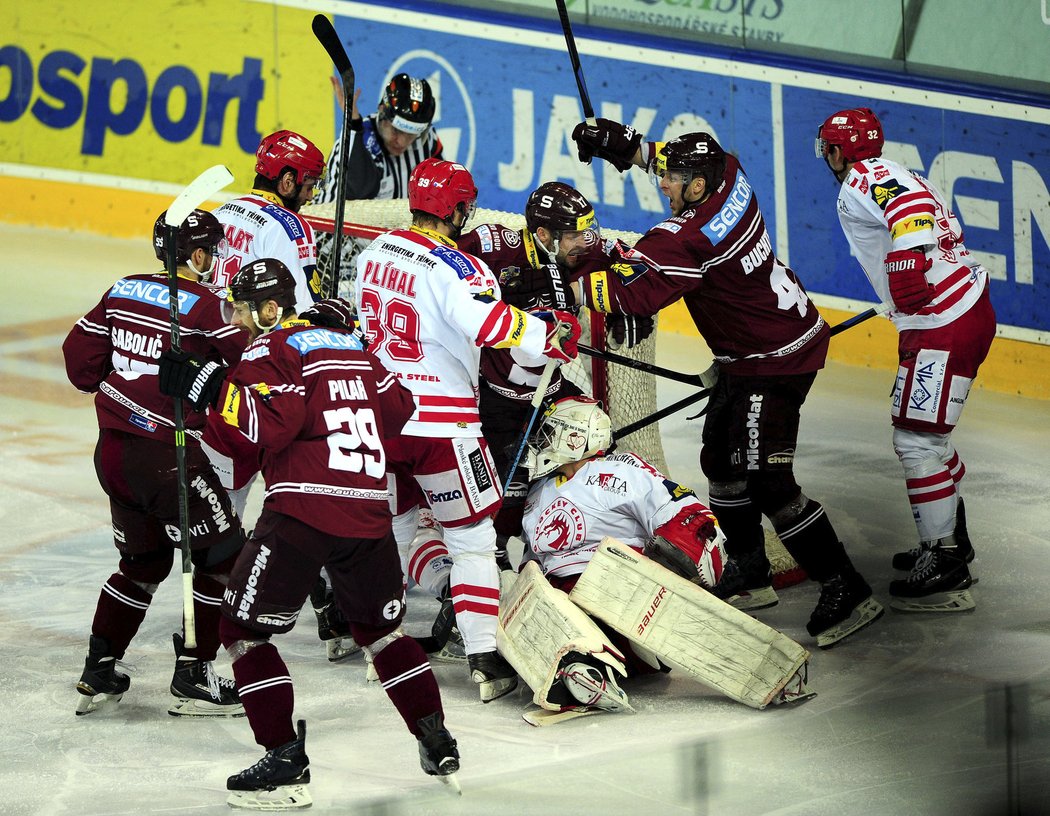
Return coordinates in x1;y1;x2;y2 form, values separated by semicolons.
311;14;356;299
503;356;560;493
164;164;235;649
555;0;596;125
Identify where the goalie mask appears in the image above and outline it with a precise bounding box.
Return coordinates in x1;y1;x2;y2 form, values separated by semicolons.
527;397;612;480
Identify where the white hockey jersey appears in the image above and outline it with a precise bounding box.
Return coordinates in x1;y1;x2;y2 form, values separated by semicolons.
521;453;707;579
835;156;987;330
212;190;320;312
355;225;550;438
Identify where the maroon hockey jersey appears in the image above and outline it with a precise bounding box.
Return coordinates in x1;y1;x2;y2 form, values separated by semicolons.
63;273;246;445
205;322;414;537
458;224;574;402
579;154;829;376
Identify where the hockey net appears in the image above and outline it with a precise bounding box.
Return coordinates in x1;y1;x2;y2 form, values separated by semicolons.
300;199;668;473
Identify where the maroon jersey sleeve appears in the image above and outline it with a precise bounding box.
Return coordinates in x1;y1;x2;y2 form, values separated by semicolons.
63;294;113;393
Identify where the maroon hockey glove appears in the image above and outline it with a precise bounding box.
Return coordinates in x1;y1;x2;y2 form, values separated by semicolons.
885;248;934;313
571;118;643;172
534;310;582;364
158;349;227;411
607;314;655;349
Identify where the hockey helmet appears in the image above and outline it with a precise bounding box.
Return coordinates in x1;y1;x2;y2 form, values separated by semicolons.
255;130;325;185
153;208;226;265
228;258;297;311
379;73;436;136
525;182;599;239
408;157;477;222
299;297;355;331
527;396;613;480
815;108;884;163
652;132;726;190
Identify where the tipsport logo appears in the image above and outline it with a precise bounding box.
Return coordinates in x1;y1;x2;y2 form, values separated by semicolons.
385;51;476;169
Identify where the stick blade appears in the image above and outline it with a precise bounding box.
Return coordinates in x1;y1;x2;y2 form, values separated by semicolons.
312;13;352;76
165;165;234;227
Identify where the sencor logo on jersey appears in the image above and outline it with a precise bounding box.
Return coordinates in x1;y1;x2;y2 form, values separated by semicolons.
702;168;753;245
109;278;200;314
286;327;365;354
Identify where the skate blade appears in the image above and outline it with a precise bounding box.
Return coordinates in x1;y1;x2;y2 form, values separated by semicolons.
890;588;975;613
727;586;779;611
437;772;462;796
226;784;312;811
326;638;362;662
816;597;885;649
167;697;246;718
75;688;123;716
477;675;518;703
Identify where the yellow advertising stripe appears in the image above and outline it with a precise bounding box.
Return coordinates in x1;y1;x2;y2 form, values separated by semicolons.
657;300;1050;400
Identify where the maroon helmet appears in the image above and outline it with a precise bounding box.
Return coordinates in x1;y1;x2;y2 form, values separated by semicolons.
299;297;355;331
815;108;884;163
228;258;297;310
255;130;325;184
153;208;225;264
525;182;597;235
654;132;726;189
408;158;477;221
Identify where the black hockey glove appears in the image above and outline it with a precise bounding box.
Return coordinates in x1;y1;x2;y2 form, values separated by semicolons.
571;118;643;172
158;349;227;411
607;314;655;349
500;262;576;312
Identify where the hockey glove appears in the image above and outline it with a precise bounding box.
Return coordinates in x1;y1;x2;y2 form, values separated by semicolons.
885;248;935;313
501;262;576;312
571;118;643;172
533;309;582;364
606;314;655;350
647;506;726;588
158;349;227;411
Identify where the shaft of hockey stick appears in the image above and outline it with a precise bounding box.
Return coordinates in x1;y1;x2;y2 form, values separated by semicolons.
829;302;890;336
609;387;710;449
578;343;706;387
163;164;235;650
554;0;595;124
312;14;356;299
502;357;560;495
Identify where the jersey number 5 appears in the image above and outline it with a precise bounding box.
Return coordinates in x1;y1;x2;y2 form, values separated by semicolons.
324;407;385;477
358;290;424;362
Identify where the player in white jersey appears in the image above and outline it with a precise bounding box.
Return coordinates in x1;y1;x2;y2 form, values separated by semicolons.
355;157;581;702
212;130;326;312
816;108;996;612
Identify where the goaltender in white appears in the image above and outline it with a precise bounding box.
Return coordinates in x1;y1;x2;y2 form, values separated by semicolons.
497;397;813;722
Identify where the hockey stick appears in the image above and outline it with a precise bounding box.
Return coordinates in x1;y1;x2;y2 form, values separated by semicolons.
829;302;890;336
578;343;707;387
502;357;560;494
555;0;596;125
164;164;235;650
611;387;710;444
312;14;356;299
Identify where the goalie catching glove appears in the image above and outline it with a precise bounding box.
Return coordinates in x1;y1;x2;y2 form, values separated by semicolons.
158;349;227;411
571;119;643;172
645;506;726;589
533;310;582;364
885;248;935;313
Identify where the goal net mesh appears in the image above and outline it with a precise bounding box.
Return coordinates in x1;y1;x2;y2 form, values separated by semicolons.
301;198;668;473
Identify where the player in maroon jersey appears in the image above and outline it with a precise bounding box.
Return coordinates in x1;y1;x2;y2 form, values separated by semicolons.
63;209;247;717
159;259;459;808
570;122;883;648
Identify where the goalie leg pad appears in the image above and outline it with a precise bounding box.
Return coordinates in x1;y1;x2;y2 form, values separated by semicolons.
497;562;627;711
569;538;810;710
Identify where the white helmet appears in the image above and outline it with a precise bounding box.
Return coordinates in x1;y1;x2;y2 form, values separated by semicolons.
527;397;613;480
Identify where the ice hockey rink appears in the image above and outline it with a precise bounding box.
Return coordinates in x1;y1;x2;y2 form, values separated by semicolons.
3;223;1049;816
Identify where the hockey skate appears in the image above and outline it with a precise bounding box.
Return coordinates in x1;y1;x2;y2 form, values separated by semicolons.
75;635;130;716
417;712;461;794
467;650;518;703
557;660;634;713
418;584;465;662
168;633;245;717
806;570;884;649
889;544;975;613
227;719;311;811
310;578;361;662
712;550;778;611
892;500;974;571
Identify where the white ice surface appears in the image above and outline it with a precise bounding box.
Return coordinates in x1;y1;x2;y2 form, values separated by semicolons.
2;225;1049;815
